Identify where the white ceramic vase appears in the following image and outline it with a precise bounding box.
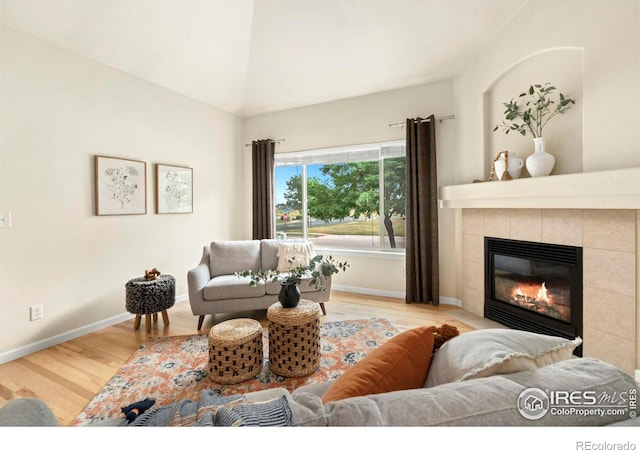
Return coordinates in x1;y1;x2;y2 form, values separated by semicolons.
526;137;555;177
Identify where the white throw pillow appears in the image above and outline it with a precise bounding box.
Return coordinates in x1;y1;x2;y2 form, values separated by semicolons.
424;328;582;388
276;242;316;272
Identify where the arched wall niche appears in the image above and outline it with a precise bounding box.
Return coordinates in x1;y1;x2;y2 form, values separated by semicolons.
482;48;584;179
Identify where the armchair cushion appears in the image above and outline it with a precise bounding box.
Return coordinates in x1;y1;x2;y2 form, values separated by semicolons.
260;239;280;270
204;275;266;300
210;240;261;277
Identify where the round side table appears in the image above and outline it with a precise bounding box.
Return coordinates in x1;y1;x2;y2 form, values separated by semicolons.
125;274;176;333
267;299;321;377
208;318;264;384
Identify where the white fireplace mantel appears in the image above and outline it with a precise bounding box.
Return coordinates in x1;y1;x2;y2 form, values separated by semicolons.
439;167;640;209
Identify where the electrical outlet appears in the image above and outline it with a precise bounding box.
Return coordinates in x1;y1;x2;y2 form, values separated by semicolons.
396;267;405;278
30;304;43;321
0;212;11;228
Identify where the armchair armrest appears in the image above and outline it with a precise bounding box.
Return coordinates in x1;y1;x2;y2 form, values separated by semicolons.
187;246;211;316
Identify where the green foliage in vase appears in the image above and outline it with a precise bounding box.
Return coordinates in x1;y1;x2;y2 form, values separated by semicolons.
236;254;349;292
493;83;575;138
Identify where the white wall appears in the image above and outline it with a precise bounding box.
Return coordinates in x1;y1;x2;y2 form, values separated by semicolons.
0;27;244;356
243;81;457;298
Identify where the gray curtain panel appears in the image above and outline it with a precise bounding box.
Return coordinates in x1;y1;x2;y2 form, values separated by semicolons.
252;139;275;240
405;116;439;305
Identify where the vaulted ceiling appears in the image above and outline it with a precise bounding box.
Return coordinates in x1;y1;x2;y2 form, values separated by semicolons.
0;0;529;117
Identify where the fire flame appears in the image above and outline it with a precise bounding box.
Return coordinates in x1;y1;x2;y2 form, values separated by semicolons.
536;282;551;304
504;280;569;322
511;282;554;306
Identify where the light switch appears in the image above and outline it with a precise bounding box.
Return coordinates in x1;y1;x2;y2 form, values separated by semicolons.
0;212;12;228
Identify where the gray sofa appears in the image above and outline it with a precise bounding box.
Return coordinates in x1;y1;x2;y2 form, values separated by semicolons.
187;239;332;331
283;357;640;426
2;358;638;427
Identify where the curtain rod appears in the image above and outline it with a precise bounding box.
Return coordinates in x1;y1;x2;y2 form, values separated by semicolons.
244;138;286;147
388;114;455;128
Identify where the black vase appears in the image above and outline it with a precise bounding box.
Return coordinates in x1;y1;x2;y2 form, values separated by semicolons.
278;282;301;308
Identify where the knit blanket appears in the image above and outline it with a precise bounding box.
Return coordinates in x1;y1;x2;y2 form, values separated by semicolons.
127;390;292;427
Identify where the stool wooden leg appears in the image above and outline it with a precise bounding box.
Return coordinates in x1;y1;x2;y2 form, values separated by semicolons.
161;310;170;327
145;314;152;333
134;315;142;330
153;313;158;323
319;303;326;315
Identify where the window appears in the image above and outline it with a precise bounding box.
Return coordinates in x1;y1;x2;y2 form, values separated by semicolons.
274;140;406;252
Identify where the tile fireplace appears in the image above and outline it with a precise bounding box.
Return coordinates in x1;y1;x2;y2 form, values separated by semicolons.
459;208;637;376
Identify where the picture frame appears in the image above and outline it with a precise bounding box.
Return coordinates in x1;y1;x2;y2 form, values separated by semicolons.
94;155;147;216
155;164;193;214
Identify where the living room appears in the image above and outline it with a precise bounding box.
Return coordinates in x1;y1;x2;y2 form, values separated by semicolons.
1;0;639;440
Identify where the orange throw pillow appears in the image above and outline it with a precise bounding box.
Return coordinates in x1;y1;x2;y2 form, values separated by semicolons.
321;325;458;404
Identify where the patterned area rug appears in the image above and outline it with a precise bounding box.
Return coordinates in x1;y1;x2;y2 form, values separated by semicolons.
71;318;398;425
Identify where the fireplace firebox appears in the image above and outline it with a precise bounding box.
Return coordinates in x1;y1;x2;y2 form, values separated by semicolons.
484;237;583;356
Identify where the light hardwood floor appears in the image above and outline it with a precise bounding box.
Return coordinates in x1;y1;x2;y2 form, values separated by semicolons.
0;292;476;426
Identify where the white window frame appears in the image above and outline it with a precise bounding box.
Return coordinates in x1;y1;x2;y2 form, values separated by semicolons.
274;140;406;256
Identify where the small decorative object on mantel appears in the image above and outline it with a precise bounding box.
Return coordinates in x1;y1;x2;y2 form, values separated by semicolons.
237;254;349;308
494;151;523;181
144;267;161;281
493;82;575;177
473;151;523;183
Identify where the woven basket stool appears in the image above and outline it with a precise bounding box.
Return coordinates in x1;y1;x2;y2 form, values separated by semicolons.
267;299;321;377
208;318;264;384
125;274;176;333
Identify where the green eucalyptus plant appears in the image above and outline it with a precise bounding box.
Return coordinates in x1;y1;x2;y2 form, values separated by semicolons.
236;254;349;292
493;83;575;138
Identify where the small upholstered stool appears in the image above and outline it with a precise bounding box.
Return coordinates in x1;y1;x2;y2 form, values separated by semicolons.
267;299;321;377
208;318;264;384
125;274;176;333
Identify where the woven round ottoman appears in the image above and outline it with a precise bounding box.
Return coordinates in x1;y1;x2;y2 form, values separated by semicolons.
208;318;264;384
125;274;176;333
267;299;321;377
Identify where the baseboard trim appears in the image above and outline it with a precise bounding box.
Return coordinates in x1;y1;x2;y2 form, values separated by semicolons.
333;284;405;299
333;285;463;307
636;369;640;383
440;296;463;307
0;295;189;365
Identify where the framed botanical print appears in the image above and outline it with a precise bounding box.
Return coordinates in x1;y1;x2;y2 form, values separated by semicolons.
155;164;193;214
94;155;147;216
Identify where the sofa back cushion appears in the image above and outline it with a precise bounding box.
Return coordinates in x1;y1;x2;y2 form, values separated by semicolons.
210;240;261;277
260;239;281;270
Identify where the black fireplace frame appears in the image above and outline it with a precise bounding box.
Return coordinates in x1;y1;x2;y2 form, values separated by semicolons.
484;237;583;356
